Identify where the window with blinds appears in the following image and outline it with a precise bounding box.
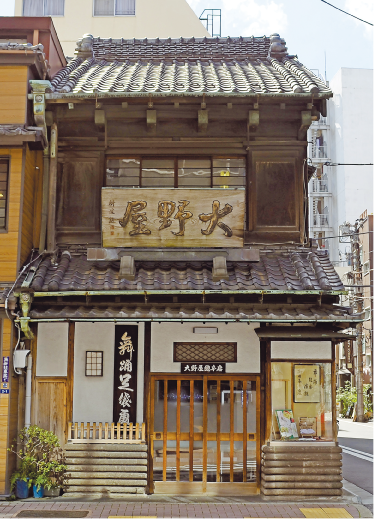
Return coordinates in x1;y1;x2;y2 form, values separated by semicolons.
0;160;9;230
106;157;246;189
94;0;136;16
23;0;64;16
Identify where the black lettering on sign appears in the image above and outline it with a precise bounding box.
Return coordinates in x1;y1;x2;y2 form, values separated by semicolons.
113;325;138;424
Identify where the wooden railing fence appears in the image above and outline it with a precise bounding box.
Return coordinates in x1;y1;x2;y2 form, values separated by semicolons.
67;422;146;443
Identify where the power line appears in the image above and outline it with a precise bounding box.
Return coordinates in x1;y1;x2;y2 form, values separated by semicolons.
317;231;373;240
320;0;373;26
323;162;373;166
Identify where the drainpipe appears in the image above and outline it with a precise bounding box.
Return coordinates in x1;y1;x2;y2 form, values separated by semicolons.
25;355;32;430
39;148;50;252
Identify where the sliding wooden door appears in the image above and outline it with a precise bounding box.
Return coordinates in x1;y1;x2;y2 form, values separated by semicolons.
149;374;260;495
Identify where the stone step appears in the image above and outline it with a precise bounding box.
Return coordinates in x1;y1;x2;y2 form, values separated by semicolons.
262;481;343;489
261;460;342;467
66;457;147;465
65;451;148;459
67;479;147;487
68;464;147;472
65;443;147;452
262;467;342;475
67;471;147;479
262;474;342;482
262;453;342;461
64;486;146;495
262;445;341;454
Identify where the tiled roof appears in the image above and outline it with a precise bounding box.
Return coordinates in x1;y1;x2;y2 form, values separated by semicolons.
24;249;344;293
48;34;331;97
28;303;357;323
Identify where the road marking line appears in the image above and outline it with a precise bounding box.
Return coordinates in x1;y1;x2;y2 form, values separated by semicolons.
300;508;353;518
341;446;373;462
322;508;353;518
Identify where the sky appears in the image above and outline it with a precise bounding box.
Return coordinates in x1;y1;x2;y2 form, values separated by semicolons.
0;0;372;80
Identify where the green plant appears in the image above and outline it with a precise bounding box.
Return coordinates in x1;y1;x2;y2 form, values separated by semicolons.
336;382;373;416
8;426;67;492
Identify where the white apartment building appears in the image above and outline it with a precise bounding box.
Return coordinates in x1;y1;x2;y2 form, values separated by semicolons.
14;0;210;56
308;68;373;266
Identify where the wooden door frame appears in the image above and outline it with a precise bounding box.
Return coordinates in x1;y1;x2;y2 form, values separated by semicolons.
148;373;261;495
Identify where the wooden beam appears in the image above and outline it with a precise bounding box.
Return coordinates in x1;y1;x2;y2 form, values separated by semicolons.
298;111;312;140
248;110;259;132
47;123;57;251
198;110;208;133
147;110;157;130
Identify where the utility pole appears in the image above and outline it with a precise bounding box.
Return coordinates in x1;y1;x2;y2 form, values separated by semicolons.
351;220;365;422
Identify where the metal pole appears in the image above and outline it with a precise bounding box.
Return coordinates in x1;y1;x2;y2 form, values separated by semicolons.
352;222;365;421
25;355;32;430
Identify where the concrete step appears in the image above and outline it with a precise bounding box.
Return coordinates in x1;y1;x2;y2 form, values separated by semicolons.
64;486;146;495
67;479;147;487
65;450;148;459
68;464;147;472
68;472;147;479
66;456;147;465
65;443;147;452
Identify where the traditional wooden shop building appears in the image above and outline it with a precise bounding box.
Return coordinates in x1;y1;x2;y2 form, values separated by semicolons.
0;19;65;496
2;34;361;496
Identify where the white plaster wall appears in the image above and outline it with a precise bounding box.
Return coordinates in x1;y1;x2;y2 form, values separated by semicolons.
151;322;260;373
271;341;332;360
36;323;68;376
73;322;144;424
15;0;210;56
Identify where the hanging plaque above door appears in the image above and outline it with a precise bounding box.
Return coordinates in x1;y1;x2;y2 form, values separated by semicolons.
102;188;245;248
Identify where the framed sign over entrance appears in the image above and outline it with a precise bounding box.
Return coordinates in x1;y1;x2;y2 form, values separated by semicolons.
102;188;245;248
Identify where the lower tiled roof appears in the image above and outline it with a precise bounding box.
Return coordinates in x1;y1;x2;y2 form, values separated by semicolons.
26;249;344;293
27;303;358;322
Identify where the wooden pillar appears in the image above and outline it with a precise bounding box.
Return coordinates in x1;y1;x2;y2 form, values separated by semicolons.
143;322;151;492
331;341;338;442
66;322;75;427
265;340;272;444
47;123;57;251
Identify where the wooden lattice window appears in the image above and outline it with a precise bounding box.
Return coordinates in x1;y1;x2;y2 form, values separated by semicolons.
85;351;103;376
173;343;237;363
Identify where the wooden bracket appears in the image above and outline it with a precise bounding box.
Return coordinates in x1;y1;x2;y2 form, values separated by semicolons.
95;109;106;128
147;110;157;130
198;109;208;133
119;256;136;281
298;111;312;140
248;110;259;132
212;256;229;282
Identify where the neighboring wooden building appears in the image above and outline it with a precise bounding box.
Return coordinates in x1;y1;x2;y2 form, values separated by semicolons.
1;34;361;496
0;19;65;496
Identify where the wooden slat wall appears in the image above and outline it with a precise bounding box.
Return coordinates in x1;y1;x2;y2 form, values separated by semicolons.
0;67;27;125
20;147;43;266
0;148;23;281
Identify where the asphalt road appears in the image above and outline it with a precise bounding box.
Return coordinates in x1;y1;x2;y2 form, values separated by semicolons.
338;418;373;494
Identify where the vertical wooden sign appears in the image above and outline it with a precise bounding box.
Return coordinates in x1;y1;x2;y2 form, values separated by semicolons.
113;325;138;424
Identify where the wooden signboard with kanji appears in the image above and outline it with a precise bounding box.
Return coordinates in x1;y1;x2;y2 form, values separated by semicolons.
102;188;245;248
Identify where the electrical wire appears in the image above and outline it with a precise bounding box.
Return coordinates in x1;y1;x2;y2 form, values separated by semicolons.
324;162;373;166
317;231;373;240
320;0;373;26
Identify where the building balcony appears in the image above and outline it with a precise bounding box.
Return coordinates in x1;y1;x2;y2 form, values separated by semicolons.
312;214;329;227
310;179;330;193
310;146;329;160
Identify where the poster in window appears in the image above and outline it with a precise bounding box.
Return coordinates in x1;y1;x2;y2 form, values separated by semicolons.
275;409;298;439
294;364;320;403
113;325;138;424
